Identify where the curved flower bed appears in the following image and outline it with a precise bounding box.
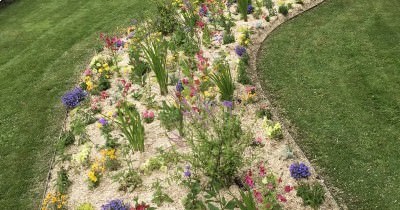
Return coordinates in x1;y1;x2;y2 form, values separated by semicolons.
43;0;339;209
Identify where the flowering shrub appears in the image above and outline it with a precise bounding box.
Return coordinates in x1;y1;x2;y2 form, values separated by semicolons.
61;87;87;109
289;163;311;179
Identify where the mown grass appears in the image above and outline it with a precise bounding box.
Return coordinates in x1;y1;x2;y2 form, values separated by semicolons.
257;0;400;209
0;0;154;208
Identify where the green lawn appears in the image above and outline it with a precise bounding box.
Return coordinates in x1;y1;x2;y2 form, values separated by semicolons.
0;1;154;208
257;0;400;209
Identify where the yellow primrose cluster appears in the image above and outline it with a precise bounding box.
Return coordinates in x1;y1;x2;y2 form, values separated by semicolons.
263;118;283;139
238;27;251;46
41;192;67;210
72;144;91;166
87;159;105;185
88;149;117;186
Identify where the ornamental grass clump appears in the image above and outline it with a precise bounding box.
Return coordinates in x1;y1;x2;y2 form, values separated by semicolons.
290;162;311;179
61;87;87;109
141;34;169;95
115;101;145;152
210;58;235;101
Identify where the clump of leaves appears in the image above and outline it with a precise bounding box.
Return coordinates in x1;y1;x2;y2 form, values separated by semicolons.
278;5;289;16
297;182;325;209
151;180;174;206
56;167;71;194
114;170;143;192
153;0;176;35
210;58;235;101
57;130;75;154
158;101;183;133
237;58;252;85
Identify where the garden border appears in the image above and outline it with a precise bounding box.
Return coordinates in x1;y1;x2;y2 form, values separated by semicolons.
247;0;346;209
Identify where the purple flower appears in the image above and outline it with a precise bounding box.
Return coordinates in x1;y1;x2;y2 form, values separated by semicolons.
222;101;233;109
184;165;191;177
235;45;247;57
247;5;254;14
289;163;311;179
199;4;208;16
61;87;87;109
99;118;108;126
176;80;184;93
101;199;130;210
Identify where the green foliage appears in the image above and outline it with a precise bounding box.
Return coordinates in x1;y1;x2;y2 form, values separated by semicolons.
56;167;71;195
57;130;75;154
256;106;272;119
297;182;325;209
265;0;273;9
115;102;145;152
237;58;252;85
186;112;251;185
278;5;289;16
182;177;206;210
153;0;176;35
158;101;183;133
114;170;143;192
209;59;235;101
238;0;249;21
151;180;174;206
129;45;150;86
223;33;235;45
76;203;95;210
235;189;258;210
141;36;169;95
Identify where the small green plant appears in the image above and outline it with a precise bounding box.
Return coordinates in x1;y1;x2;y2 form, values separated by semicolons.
158;101;183;134
210;58;235;101
153;0;176;35
141;35;169;95
151;180;174;206
223;33;235;45
57;130;75;154
238;0;249;21
115;102;145;152
297;182;326;209
76;203;95;210
129;45;150;86
114;170;143;192
265;0;274;9
256;105;272;119
278;5;289;16
56;167;71;195
237;58;252;85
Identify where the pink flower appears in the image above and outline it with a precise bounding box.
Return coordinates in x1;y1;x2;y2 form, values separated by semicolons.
245;170;255;188
277;194;287;202
182;78;189;85
253;190;263;203
284;185;294;193
259;163;266;177
84;69;92;76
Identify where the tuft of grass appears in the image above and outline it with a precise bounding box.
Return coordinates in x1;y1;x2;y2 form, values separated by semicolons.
0;0;155;208
257;0;400;209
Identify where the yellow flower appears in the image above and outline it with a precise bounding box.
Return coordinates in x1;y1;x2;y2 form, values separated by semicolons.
88;171;98;183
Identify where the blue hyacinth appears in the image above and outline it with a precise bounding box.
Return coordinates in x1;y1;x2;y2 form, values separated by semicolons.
289;162;311;179
247;4;254;14
61;87;87;109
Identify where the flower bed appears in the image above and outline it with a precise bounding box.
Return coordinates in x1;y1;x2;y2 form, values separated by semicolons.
43;0;338;209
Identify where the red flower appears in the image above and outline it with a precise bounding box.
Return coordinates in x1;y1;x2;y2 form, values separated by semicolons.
259;163;266;177
277;194;287;202
284;185;294;193
253;190;263;203
245;170;255;188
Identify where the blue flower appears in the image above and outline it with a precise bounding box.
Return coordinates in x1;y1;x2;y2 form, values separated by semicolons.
222;100;233;109
235;45;247;57
61;87;87;109
247;4;254;14
176;80;184;93
101;199;130;210
289;163;311;179
99;118;108;126
184;165;191;177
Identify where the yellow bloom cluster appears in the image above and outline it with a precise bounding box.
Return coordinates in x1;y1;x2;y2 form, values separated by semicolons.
87;149;117;185
41;192;67;210
238;27;251;46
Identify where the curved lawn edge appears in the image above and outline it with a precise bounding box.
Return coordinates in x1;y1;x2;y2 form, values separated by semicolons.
246;0;345;209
